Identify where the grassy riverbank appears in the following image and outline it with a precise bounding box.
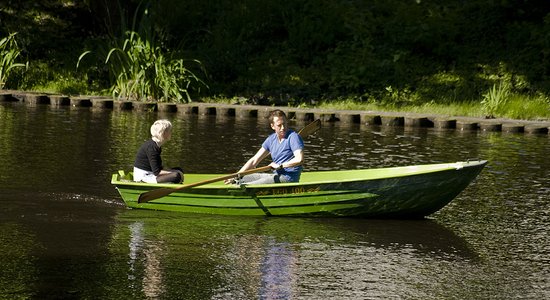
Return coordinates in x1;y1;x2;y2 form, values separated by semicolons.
202;94;550;121
11;79;550;121
317;97;550;121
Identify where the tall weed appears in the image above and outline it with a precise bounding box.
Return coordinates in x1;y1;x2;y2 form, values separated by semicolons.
0;33;27;89
481;81;510;118
79;31;205;102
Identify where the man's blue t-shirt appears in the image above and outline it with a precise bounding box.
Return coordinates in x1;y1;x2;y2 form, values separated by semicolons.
262;130;304;181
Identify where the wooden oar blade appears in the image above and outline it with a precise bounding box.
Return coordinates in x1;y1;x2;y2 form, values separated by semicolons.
138;187;175;203
298;119;321;138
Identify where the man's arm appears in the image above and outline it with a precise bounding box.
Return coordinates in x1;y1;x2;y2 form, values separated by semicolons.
271;149;303;170
238;147;271;172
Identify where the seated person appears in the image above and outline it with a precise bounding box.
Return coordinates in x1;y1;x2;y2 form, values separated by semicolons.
226;109;304;185
133;119;183;183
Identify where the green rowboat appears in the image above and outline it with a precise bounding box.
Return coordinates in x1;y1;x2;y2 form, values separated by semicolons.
111;160;487;218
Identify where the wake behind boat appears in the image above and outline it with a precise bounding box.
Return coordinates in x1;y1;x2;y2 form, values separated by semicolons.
111;160;487;218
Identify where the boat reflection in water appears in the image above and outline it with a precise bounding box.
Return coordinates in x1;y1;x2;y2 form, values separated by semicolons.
108;210;476;299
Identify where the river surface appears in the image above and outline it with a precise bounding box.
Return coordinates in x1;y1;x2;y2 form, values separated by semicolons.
0;102;548;299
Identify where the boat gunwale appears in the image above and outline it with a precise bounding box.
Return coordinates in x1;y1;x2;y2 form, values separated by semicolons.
111;160;488;189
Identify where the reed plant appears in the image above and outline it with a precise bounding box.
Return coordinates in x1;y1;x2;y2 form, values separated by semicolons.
0;33;27;90
481;81;510;118
79;31;205;102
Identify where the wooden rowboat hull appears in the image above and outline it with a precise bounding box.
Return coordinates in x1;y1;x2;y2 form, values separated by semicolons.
111;160;487;218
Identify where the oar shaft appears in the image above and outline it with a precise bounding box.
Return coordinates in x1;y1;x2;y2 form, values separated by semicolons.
137;165;273;203
174;165;272;191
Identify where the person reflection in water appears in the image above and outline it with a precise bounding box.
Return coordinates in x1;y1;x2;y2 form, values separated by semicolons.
133;119;183;183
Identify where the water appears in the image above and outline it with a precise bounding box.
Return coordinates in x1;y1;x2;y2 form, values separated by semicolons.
0;102;548;299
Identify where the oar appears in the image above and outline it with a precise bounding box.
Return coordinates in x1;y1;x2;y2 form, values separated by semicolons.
298;118;321;136
137;118;321;203
137;165;272;203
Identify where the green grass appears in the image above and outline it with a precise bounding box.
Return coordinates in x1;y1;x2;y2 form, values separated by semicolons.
397;102;484;118
499;95;550;120
17;60;107;96
312;95;549;121
314;100;483;117
26;73;96;96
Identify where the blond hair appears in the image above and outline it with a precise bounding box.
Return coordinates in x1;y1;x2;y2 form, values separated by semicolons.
150;119;172;144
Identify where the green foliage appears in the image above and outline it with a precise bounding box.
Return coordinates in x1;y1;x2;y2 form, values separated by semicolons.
315;98;484;118
145;0;550;104
79;31;206;102
403;101;484;118
481;82;511;118
0;33;27;89
500;94;550;120
3;0;550;117
381;86;419;107
75;1;208;102
29;73;90;95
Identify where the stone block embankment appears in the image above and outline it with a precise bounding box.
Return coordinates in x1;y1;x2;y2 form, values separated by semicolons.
1;91;549;135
